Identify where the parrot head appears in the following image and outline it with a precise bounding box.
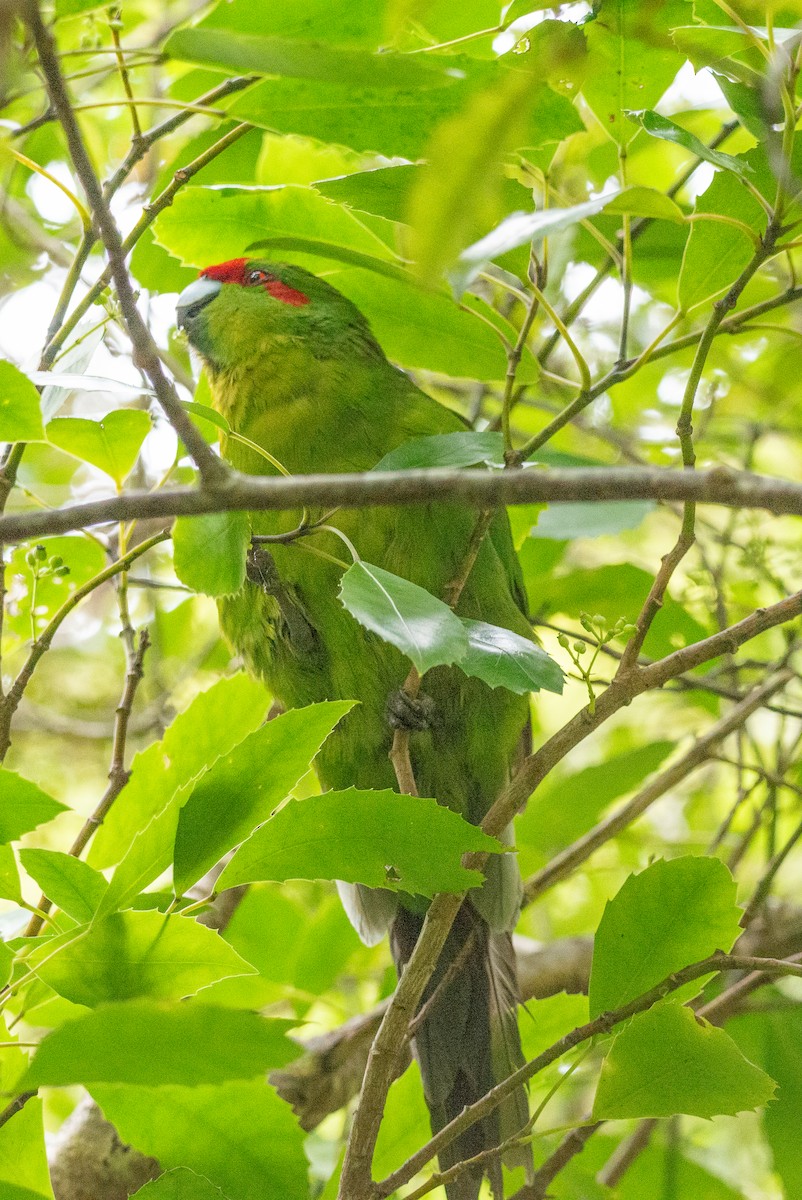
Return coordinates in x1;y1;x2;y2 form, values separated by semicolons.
176;258;379;374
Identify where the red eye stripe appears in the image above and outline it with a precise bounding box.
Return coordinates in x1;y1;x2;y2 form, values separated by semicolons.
199;260;310;306
266;279;310;307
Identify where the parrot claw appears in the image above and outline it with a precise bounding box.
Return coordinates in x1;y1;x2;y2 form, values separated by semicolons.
246;545;282;592
386;688;436;733
247;544;319;655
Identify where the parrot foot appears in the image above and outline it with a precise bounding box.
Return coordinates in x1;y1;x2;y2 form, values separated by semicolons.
246;545;283;592
246;545;319;655
386;688;436;733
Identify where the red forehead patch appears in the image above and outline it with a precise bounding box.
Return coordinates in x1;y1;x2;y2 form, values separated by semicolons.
200;260;309;306
201;259;248;284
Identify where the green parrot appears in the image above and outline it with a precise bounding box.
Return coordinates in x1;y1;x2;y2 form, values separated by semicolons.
177;259;534;1199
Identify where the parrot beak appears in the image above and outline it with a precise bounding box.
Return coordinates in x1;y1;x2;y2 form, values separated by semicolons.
176;277;222;328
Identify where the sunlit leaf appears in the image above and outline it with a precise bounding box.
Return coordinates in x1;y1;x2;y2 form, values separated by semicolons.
32;910;255;1006
589;857;742;1018
19;849;107;923
173;511;250;597
458;619;564;694
0;361;45;442
22;1002;299;1088
0;771;67;842
593;1001;775;1119
46;411;152;486
174;701;354;894
218;787;502;895
339;561;468;674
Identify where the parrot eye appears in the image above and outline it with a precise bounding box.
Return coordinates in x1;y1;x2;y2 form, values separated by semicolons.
246;268;274;286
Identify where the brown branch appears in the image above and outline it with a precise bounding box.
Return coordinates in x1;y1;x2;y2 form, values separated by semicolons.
523;672;791;904
615;527;695;676
512;1122;602;1200
23;627;150;937
23;0;229;487
6;465;802;543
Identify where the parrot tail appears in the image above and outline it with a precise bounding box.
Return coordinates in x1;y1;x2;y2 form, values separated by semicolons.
390;903;531;1200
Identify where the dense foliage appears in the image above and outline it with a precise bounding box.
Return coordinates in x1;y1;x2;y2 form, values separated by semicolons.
2;1;802;1198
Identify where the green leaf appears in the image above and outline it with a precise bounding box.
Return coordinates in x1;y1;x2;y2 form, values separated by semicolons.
6;535;107;645
0;1097;53;1200
217;787;501;895
593;1001;775;1119
91;1080;307;1200
0;771;67;842
165;27;445;88
314;165;422;222
601;186;684;222
174;701;354;894
46;411;151;486
0;843;22;904
589;857;742;1018
453;196;609;292
339;561;468;674
153;185;397;273
0;361;45;442
373;431;504;472
173;511;250;597
90;674;271;870
530;500;655;539
18;849;107;923
626;109;754;178
22;1001;298;1088
132;1170;230;1199
582;15;683;146
32;910;255;1007
458;619;564;695
678;154;765;311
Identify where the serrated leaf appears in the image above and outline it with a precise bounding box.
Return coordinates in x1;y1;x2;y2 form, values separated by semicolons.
46;411;151;486
91;1080;307;1200
218;787;502;895
593;1001;775;1119
0;361;45;442
90;674;271;870
22;1002;299;1088
174;701;354;894
18;849;107;923
0;771;67;842
31;910;254;1006
339;561;468;674
458;619;564;695
626;109;753;178
589;857;742;1018
173;511;250;597
373;431;504;472
314;164;422;222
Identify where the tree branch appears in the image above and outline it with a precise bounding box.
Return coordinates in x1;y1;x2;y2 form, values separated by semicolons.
5;465;802;543
22;0;230;487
